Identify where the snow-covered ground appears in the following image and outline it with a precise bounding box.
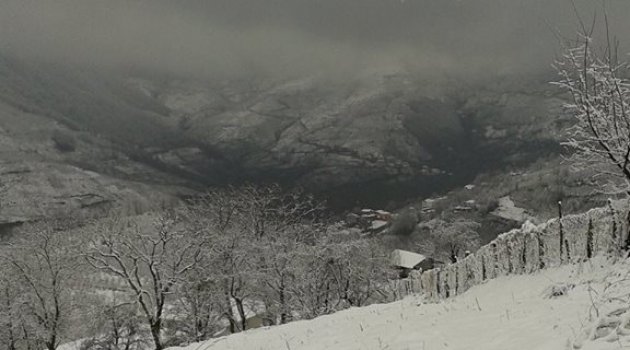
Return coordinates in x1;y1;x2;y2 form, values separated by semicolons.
169;257;630;350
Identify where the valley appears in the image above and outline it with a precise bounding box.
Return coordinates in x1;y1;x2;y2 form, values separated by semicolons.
0;54;577;221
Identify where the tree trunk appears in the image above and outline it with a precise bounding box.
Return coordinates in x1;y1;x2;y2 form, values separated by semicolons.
21;323;33;350
226;314;237;334
46;330;57;350
223;279;237;334
4;290;17;350
150;320;163;350
279;282;289;325
234;297;247;331
324;281;330;313
8;332;16;350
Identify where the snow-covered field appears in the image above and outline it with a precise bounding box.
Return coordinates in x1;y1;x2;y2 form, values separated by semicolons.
169;257;630;350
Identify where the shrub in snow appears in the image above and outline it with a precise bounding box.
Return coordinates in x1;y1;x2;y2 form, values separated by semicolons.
542;283;575;299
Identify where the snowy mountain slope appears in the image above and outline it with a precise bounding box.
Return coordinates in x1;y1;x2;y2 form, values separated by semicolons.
0;95;188;228
0;53;569;208
169;257;630;350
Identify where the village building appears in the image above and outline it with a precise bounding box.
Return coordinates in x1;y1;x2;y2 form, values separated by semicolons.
346;208;395;234
390;249;436;279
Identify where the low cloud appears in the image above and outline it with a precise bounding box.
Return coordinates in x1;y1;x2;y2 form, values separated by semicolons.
1;0;628;80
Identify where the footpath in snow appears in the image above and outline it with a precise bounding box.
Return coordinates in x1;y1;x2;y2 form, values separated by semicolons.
170;257;630;350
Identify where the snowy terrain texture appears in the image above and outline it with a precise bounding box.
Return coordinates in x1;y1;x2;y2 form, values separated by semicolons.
169;257;630;350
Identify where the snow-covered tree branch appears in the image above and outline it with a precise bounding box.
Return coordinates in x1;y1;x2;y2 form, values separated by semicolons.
553;15;630;193
84;212;210;350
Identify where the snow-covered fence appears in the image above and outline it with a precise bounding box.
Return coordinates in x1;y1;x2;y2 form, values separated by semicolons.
398;200;630;301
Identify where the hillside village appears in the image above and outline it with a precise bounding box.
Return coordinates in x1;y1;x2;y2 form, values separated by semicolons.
12;189;627;350
160;199;630;350
2;1;630;350
168;258;630;350
1;100;627;349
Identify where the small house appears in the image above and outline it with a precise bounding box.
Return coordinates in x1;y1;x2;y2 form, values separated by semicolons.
370;220;389;232
348;209;394;234
374;210;393;221
390;249;436;278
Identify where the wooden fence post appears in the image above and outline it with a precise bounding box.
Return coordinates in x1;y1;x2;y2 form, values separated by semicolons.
608;199;620;256
558;201;564;262
586;217;594;259
537;230;545;269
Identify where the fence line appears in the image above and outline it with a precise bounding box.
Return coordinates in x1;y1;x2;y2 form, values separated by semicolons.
393;200;630;301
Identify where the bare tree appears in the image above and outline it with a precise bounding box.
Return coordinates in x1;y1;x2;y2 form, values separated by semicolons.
287;243;334;318
84;211;209;350
418;218;480;263
289;228;390;318
170;270;223;343
177;185;389;336
80;301;146;350
0;224;81;350
187;185;325;331
255;221;326;325
554;10;630;193
318;235;389;309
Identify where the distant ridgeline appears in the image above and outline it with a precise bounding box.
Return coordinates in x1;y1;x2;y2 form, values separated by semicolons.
393;200;630;300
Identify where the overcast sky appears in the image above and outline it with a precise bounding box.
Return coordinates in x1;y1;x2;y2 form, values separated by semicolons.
1;0;628;79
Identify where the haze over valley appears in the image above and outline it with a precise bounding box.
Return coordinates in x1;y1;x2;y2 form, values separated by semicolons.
2;1;630;350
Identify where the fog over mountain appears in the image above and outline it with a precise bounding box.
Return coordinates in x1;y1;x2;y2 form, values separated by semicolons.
4;3;630;350
0;0;628;217
2;0;629;80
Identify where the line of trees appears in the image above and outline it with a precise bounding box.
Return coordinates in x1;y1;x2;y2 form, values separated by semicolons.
0;185;392;350
0;223;85;350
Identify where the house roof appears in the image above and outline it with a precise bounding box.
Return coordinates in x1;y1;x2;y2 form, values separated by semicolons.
490;196;529;222
370;220;389;231
390;249;426;269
